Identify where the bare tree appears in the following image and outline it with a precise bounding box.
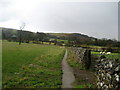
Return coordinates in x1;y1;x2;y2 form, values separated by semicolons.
19;22;26;45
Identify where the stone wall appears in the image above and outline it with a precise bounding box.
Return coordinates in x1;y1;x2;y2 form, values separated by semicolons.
95;58;120;89
70;47;91;69
70;47;120;89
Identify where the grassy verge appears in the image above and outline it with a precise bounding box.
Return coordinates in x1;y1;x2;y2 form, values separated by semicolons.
67;48;82;69
75;84;95;88
3;41;65;88
67;48;95;88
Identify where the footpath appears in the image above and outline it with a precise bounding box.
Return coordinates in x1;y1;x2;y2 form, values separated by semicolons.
61;49;75;88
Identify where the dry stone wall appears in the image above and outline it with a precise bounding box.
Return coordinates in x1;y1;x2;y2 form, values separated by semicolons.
95;58;120;89
70;47;120;89
70;47;91;69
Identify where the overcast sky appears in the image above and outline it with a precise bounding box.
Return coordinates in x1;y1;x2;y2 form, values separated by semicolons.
0;0;119;40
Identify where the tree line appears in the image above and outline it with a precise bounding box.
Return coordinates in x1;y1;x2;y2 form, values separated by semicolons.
1;28;120;48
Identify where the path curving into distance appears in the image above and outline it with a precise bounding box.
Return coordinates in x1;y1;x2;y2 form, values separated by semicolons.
62;49;75;88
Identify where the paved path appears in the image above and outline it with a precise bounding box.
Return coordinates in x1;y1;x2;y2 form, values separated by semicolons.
62;49;75;88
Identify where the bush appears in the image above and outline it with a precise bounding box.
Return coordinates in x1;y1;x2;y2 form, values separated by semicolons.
107;47;113;52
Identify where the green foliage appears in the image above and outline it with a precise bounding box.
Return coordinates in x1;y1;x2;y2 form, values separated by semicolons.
3;41;65;88
106;47;113;52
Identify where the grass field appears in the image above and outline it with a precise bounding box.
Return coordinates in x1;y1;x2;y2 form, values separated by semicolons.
2;41;65;88
91;51;120;60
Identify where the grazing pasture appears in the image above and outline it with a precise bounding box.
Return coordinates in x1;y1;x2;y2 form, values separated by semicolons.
91;51;120;60
2;41;65;88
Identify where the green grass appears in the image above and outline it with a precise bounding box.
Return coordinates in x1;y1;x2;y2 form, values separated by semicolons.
81;45;105;48
75;84;94;88
67;48;82;69
91;51;120;59
81;44;119;49
3;41;65;88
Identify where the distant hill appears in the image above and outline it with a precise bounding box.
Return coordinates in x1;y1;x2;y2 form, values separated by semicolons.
47;33;96;41
1;27;96;41
1;27;120;47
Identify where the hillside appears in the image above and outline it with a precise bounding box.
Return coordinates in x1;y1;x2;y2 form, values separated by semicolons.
47;33;96;40
1;27;119;47
1;27;96;41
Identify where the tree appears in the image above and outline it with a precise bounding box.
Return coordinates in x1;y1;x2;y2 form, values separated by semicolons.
19;22;26;45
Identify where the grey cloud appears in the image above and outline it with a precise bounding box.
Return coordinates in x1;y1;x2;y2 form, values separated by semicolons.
0;0;11;7
0;0;19;22
0;1;118;40
32;2;117;39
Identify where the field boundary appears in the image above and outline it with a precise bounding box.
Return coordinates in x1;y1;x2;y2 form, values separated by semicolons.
96;58;120;89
